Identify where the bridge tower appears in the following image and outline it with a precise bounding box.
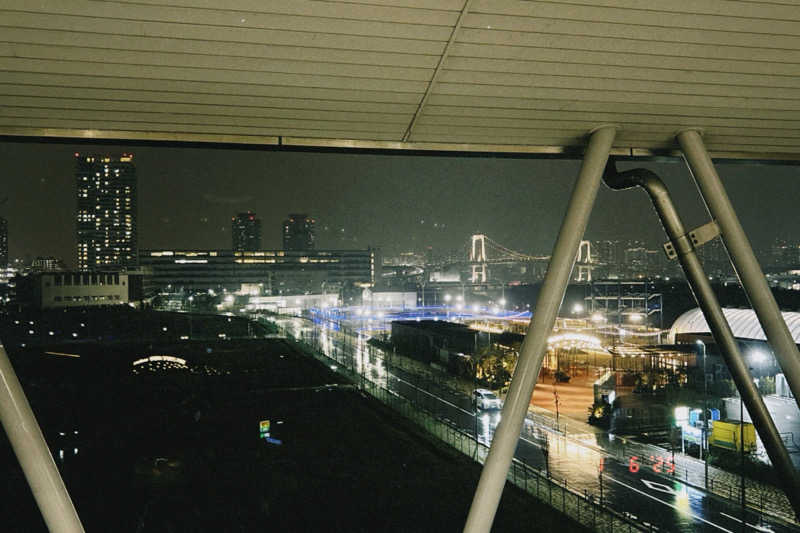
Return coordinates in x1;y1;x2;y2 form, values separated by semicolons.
575;240;593;282
470;234;488;283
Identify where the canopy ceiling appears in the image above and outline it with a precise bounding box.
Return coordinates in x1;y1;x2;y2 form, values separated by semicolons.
1;0;799;159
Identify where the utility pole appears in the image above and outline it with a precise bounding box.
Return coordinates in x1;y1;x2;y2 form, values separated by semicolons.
553;389;560;429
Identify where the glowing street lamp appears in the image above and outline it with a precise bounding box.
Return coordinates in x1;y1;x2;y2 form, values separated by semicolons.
751;349;768;365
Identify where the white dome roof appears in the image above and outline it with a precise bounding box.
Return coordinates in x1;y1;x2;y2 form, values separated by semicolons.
669;308;800;344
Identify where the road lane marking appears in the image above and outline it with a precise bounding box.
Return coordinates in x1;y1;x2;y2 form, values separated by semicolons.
391;375;473;415
45;351;81;358
605;474;734;533
719;513;773;532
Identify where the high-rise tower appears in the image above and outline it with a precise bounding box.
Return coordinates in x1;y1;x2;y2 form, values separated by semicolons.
282;214;315;251
75;153;137;270
232;211;262;251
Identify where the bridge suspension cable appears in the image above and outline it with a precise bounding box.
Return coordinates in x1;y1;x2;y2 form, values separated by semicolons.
469;234;548;263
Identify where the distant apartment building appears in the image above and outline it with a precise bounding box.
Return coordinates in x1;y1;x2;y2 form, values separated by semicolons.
139;248;378;294
592;240;620;269
283;214;315;250
0;216;7;268
624;243;648;277
231;211;261;251
75;153;137;270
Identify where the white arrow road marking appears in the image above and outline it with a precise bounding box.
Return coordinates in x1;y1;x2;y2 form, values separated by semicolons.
642;479;678;496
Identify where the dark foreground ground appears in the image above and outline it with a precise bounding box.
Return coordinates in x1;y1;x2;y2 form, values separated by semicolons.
0;337;587;532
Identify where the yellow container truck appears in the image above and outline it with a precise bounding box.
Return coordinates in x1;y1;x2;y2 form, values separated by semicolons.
709;420;756;452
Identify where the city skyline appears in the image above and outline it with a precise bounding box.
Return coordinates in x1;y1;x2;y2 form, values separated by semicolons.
2;140;799;269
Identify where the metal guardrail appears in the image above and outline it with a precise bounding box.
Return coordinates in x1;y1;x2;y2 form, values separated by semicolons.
279;319;648;532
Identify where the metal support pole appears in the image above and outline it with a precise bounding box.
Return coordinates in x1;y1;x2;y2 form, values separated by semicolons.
602;164;800;521
678;129;800;413
0;344;84;532
463;125;616;533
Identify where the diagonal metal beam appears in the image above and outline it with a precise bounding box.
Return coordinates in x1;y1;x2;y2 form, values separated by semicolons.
463;125;617;533
603;163;800;521
678;129;800;416
402;0;473;142
0;343;84;532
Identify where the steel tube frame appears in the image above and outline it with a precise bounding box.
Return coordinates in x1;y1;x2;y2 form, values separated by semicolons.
0;343;85;532
602;165;800;521
463;126;617;533
678;129;800;414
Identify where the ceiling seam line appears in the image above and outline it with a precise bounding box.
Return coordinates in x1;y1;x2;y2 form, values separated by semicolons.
402;0;473;143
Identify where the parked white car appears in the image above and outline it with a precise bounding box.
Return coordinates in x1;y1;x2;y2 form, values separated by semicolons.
473;389;502;410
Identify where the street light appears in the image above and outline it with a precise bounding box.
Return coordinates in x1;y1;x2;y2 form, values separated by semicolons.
188;296;194;340
696;339;708;488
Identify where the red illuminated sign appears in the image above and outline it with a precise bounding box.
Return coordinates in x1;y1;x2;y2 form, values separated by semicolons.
628;455;675;474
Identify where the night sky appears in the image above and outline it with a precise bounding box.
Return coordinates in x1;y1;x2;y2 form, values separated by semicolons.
1;139;798;268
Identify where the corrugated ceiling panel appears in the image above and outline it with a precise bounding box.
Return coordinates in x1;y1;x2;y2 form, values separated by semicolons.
0;0;459;35
0;0;799;159
0;89;418;115
0;28;440;69
470;0;800;32
421;104;800;128
449;42;800;77
443;56;800;89
1;96;411;124
456;28;799;63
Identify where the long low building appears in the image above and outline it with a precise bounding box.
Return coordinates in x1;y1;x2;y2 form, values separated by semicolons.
669;307;800;345
15;271;139;309
139;249;379;294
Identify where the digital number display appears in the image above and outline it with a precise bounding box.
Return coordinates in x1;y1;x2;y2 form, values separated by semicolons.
597;455;676;474
628;455;675;474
